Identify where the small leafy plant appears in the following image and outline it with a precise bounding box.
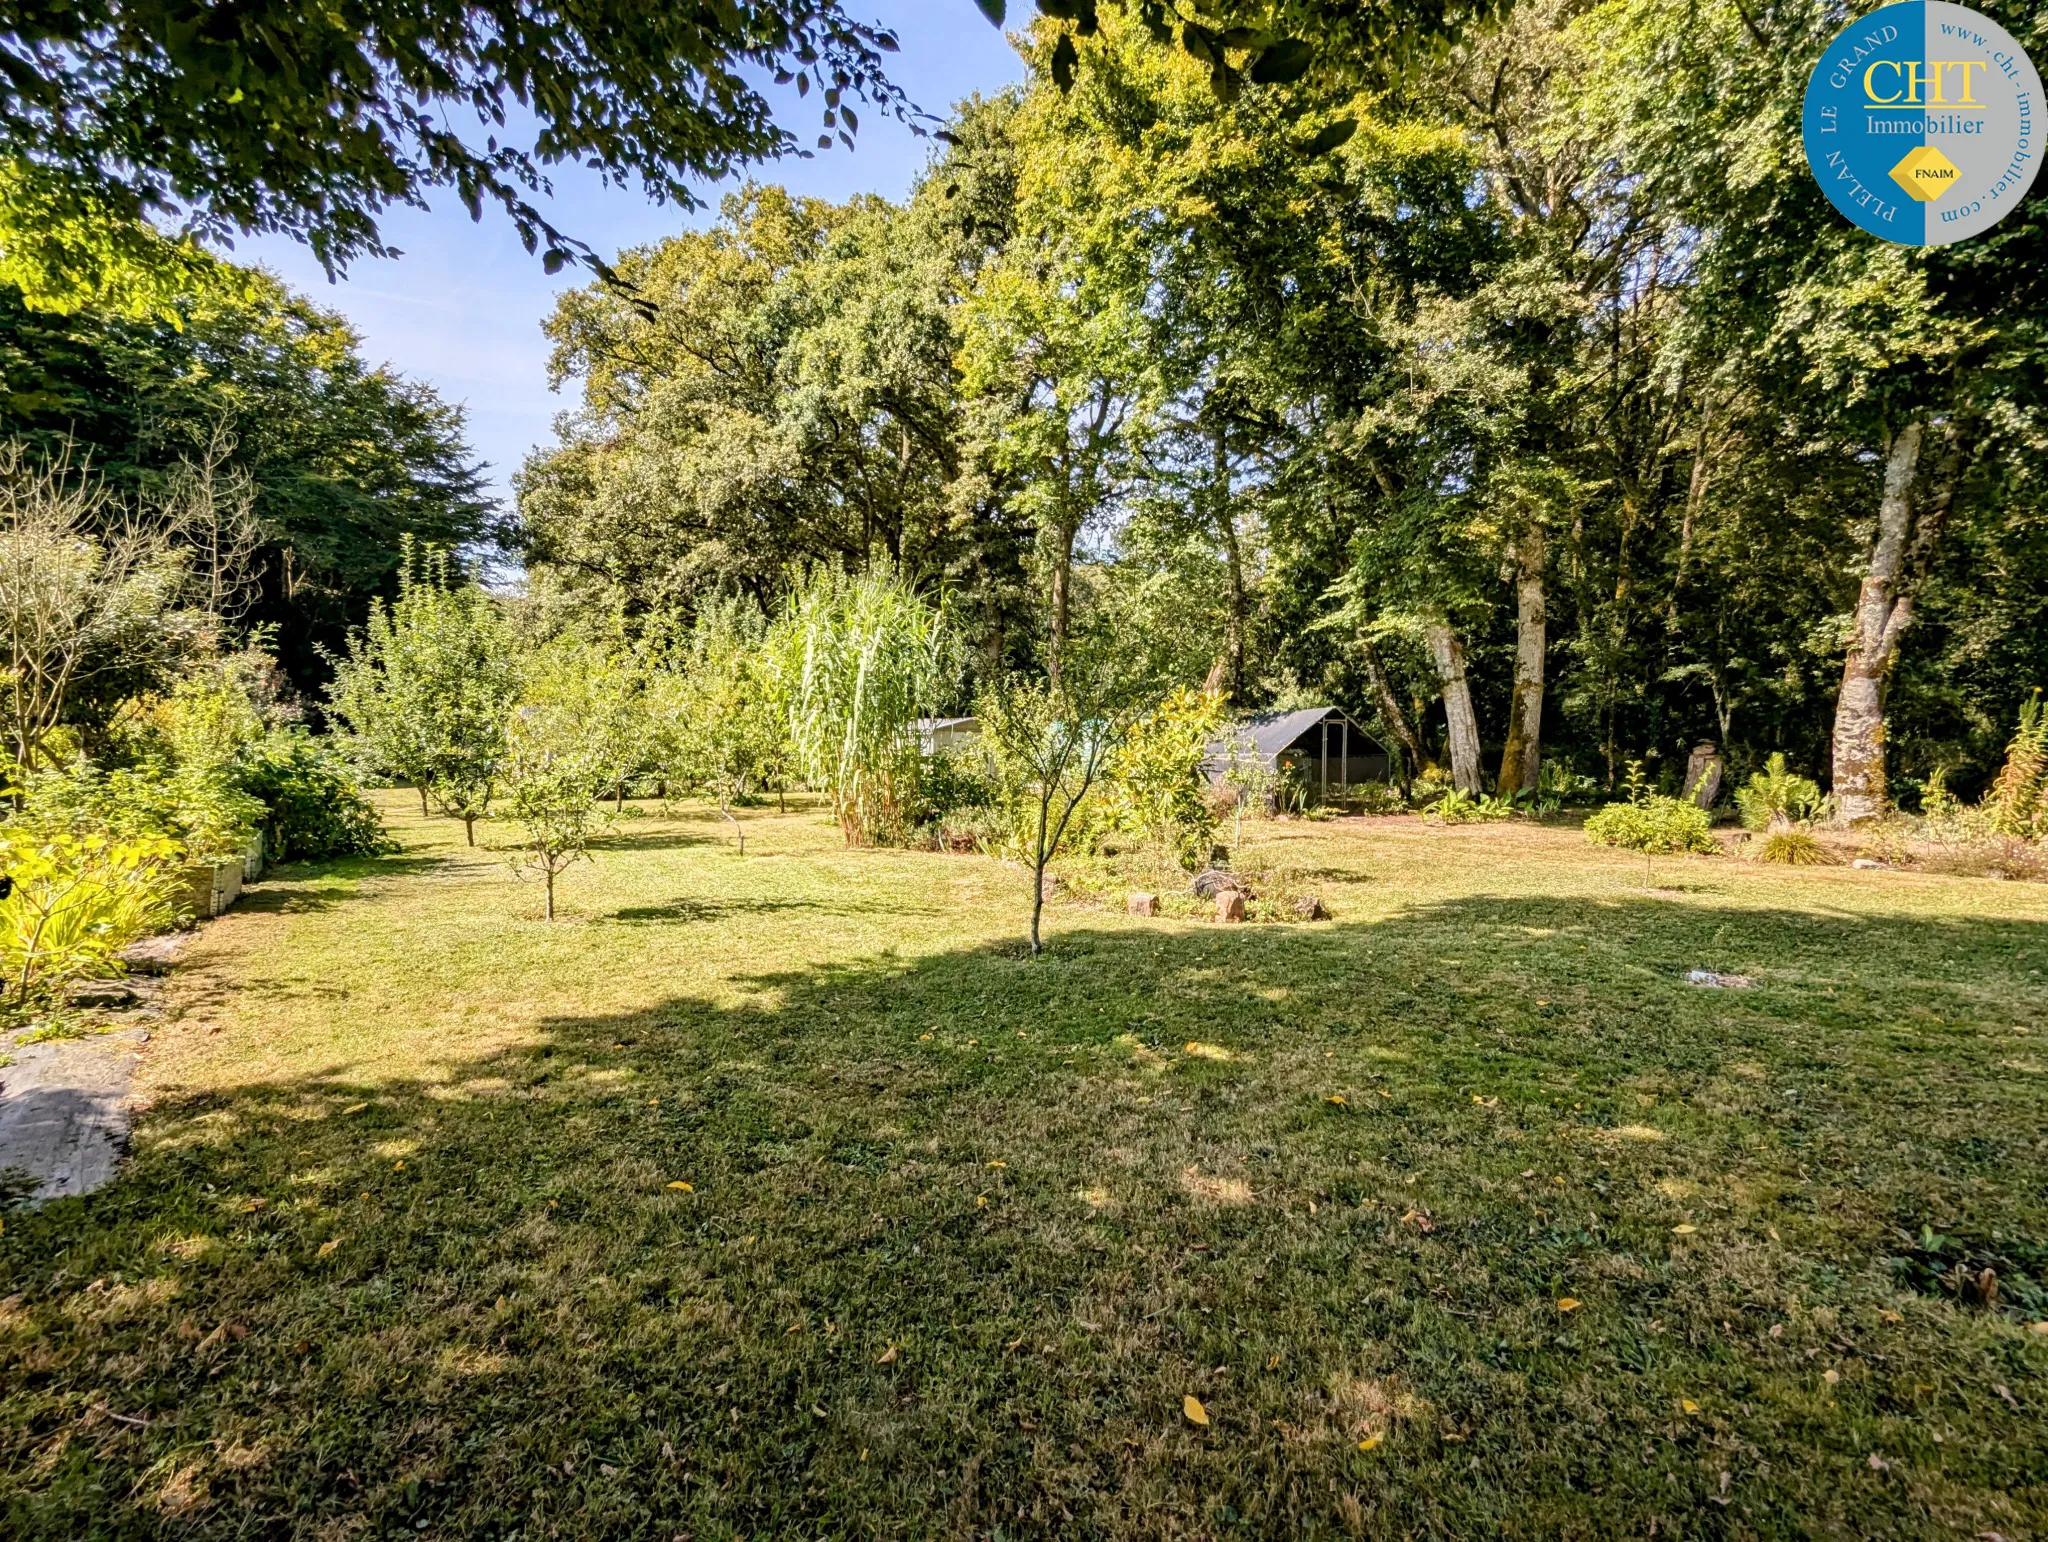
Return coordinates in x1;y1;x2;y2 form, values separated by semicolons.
0;828;180;1003
1736;753;1823;832
1584;763;1717;855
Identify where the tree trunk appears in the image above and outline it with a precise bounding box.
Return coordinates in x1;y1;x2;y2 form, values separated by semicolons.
1029;789;1051;957
1497;526;1547;795
543;866;556;922
463;813;476;847
1425;623;1483;794
1213;423;1246;703
1047;519;1077;692
1830;420;1959;822
418;783;429;816
1358;636;1423;791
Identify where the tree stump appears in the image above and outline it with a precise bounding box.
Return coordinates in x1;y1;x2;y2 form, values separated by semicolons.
1127;892;1158;918
1684;741;1725;809
1216;891;1247;923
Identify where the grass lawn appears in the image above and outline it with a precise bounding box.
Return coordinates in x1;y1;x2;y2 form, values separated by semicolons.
4;795;2047;1539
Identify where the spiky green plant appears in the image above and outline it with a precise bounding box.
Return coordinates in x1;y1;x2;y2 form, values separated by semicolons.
1735;753;1822;832
1756;828;1830;866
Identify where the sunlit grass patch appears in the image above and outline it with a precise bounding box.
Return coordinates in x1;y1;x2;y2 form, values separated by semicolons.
0;799;2044;1536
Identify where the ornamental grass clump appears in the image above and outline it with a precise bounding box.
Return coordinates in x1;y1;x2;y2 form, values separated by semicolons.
1755;828;1832;866
777;563;949;846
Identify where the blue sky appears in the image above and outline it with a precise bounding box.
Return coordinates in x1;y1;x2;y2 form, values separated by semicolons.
241;1;1027;511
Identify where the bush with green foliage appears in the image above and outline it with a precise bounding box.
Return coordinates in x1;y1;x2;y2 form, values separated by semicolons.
1735;753;1824;831
22;759;262;865
0;825;180;1003
238;734;396;861
1584;795;1717;855
1105;688;1225;870
908;748;995;829
1427;788;1513;825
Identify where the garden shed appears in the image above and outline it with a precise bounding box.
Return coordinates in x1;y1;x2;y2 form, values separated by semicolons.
915;716;983;754
1206;707;1387;803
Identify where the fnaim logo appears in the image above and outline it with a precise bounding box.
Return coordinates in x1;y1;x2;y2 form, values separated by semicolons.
1803;2;2042;245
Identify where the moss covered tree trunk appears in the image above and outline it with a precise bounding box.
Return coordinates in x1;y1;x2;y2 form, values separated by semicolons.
1426;622;1483;795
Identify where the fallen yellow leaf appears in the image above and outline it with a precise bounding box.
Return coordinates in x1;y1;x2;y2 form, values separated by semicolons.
1680;1399;1698;1414
987;1160;1007;1170
1358;1435;1382;1451
1327;1095;1348;1106
1557;1297;1582;1312
877;1344;899;1365
317;1238;342;1257
666;1181;694;1192
1672;1224;1697;1235
1879;1309;1903;1324
975;1194;989;1208
341;1102;369;1116
392;1161;405;1172
1183;1395;1209;1427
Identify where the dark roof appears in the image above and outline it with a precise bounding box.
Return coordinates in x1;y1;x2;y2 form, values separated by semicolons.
1205;707;1381;769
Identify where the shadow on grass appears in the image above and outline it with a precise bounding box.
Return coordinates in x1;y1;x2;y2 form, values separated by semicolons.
608;894;946;924
232;854;445;915
3;897;2046;1538
585;830;725;854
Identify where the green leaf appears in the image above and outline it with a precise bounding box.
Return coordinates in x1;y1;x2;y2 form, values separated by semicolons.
975;0;1007;25
542;248;567;275
1051;32;1078;93
1302;118;1357;156
1249;38;1314;84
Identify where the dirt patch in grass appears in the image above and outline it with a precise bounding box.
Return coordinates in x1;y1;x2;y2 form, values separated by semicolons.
1;799;2046;1537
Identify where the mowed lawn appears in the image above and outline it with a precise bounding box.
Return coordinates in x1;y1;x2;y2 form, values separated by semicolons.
5;796;2048;1539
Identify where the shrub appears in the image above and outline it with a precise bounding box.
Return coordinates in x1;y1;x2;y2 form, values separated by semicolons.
1755;828;1831;866
0;827;181;1002
1105;688;1225;870
1536;760;1602;810
1427;788;1512;825
1735;753;1823;831
239;734;396;861
908;748;994;829
22;759;261;865
1347;781;1407;816
1584;795;1716;855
